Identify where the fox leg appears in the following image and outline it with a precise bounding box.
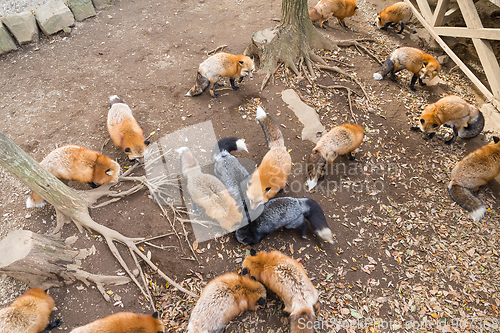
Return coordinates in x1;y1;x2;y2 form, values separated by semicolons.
418;77;427;86
382;22;392;30
445;125;458;145
398;21;405;34
45;319;63;331
300;221;309;239
209;79;220;98
238;76;244;83
410;74;418;91
230;78;239;91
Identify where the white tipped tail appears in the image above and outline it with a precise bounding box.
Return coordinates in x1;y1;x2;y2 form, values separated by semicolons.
109;95;124;106
236;139;248;152
469;206;486;222
373;72;383;80
316;228;334;244
26;196;46;209
256;106;266;120
185;91;192;97
306;179;317;191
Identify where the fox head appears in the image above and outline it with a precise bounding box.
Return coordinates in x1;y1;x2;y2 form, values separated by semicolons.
306;150;327;191
123;139;150;164
238;275;267;309
246;170;267;210
241;250;267;280
238;55;255;80
418;104;442;139
17;288;55;309
419;61;440;81
93;155;120;185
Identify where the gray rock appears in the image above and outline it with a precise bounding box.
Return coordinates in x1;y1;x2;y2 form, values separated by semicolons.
67;0;96;22
442;36;459;50
34;0;75;36
414;28;440;51
2;11;39;45
92;0;113;10
437;55;450;66
0;22;18;55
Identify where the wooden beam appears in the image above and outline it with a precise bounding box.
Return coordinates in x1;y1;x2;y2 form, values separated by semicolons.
434;27;500;40
432;0;450;26
457;0;500;99
415;0;433;22
403;0;500;109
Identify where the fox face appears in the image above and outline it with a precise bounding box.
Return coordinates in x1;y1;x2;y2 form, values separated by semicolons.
419;62;439;80
306;150;327;190
376;15;384;28
418;106;441;139
238;55;255;79
93;155;121;185
124;140;150;163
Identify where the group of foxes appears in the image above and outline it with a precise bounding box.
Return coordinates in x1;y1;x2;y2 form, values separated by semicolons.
6;0;500;332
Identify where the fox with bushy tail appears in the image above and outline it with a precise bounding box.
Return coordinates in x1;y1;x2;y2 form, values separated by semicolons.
242;250;318;333
235;197;334;245
373;47;440;91
246;106;292;211
376;2;412;34
448;136;500;222
411;95;484;145
69;312;164;333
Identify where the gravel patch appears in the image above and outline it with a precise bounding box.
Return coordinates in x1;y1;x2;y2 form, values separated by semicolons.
0;0;49;16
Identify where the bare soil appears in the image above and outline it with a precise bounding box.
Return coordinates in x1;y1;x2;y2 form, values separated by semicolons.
1;0;499;332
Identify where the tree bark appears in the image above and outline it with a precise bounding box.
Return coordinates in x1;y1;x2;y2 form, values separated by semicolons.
246;0;336;89
0;230;130;298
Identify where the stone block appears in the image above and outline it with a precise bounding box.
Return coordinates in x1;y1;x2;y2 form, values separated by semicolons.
67;0;96;22
2;11;39;45
34;0;75;36
0;22;17;55
92;0;113;10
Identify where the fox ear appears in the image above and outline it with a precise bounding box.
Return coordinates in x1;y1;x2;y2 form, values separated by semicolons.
249;55;254;60
125;148;131;153
241;267;248;275
239;60;244;65
250;248;257;256
105;169;114;176
494;136;499;143
420;119;425;124
152;312;159;319
423;62;429;66
144;140;150;146
257;297;266;306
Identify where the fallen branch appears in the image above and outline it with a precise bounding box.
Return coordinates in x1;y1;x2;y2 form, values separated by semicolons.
207;45;227;56
317;64;371;103
317;84;358;123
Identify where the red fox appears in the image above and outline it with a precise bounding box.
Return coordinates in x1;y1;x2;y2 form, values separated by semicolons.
306;123;364;190
242;250;318;333
448;136;500;222
69;312;164;333
376;2;412;34
373;47;440;91
26;145;120;208
410;95;484;145
177;146;243;231
0;288;62;333
309;0;358;28
187;272;266;333
107;95;150;163
185;52;255;98
246;106;292;211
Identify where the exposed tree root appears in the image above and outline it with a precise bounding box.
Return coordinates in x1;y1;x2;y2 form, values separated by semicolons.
207;45;227;56
317;84;358;123
317;64;371;103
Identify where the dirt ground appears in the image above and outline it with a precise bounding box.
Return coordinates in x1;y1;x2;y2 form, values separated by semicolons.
1;0;499;332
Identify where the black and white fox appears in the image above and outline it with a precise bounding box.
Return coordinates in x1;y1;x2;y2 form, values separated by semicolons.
235;197;334;245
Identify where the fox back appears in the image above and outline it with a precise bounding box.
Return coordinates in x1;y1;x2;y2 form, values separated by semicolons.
0;288;55;333
107;95;150;163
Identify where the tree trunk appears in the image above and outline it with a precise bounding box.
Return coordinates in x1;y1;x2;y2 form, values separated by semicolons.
0;230;130;299
246;0;337;89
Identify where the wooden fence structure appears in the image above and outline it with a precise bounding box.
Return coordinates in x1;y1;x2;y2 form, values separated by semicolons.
404;0;500;110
